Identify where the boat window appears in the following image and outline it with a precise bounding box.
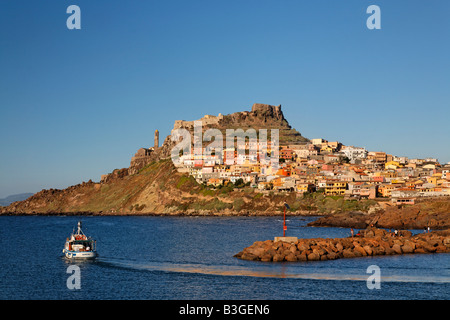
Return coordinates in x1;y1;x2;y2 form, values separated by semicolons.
73;240;89;245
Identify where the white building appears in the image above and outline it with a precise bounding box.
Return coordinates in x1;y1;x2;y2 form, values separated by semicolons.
342;146;368;162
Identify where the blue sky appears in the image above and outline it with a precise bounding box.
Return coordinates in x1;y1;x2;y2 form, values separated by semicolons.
0;0;449;197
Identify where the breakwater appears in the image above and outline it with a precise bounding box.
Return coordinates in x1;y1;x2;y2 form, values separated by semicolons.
234;228;450;262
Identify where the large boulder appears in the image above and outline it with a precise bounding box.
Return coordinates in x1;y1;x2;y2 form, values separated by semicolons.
443;237;450;247
392;244;402;255
273;253;285;262
401;241;415;254
372;245;386;255
363;245;373;256
297;253;308;261
260;254;273;262
307;252;320;261
285;253;298;262
327;252;338;260
297;242;310;252
342;249;356;258
354;245;367;256
240;252;258;261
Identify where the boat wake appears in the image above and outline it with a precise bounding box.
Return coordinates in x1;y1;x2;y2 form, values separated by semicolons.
95;257;450;283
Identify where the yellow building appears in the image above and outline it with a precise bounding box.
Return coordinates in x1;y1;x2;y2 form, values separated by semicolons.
324;181;348;196
391;179;405;185
271;177;283;188
321;145;333;153
406;180;423;190
381;171;398;178
378;184;396;197
296;183;315;194
427;176;439;185
385;161;401;170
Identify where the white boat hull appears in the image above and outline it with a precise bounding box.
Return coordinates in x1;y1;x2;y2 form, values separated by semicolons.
63;249;97;259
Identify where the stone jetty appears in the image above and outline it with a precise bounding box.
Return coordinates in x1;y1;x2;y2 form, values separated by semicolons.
234;228;450;262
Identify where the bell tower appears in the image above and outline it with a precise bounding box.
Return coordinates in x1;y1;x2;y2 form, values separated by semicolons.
154;129;159;148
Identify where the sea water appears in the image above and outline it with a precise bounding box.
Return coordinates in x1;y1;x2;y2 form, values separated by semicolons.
0;216;448;300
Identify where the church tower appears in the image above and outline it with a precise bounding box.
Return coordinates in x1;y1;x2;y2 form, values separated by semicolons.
154;129;159;148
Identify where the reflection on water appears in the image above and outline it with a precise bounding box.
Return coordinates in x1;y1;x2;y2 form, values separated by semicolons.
96;256;450;283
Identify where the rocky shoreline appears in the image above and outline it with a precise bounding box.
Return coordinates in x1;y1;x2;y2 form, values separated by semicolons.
0;210;314;217
234;227;450;262
307;201;450;230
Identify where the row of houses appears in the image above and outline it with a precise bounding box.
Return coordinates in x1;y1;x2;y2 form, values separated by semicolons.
174;138;450;203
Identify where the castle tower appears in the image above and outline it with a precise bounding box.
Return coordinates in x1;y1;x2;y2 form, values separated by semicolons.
154;129;159;148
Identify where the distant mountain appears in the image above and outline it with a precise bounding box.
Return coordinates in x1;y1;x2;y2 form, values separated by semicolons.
0;193;34;207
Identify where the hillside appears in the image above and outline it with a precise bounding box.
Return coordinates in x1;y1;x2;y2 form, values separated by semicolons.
0;159;297;215
0;153;376;216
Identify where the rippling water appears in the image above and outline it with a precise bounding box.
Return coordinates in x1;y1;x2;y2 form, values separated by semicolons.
0;216;448;300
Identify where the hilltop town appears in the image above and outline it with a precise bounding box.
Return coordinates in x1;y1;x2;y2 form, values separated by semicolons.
130;103;450;206
176;137;450;206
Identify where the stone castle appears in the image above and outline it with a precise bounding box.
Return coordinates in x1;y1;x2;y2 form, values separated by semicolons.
173;113;224;130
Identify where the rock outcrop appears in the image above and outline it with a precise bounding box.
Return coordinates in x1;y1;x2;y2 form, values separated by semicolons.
234;228;450;262
308;200;450;230
173;103;292;132
217;103;308;145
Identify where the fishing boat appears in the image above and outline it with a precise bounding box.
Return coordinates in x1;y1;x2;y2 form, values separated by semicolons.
63;221;97;259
